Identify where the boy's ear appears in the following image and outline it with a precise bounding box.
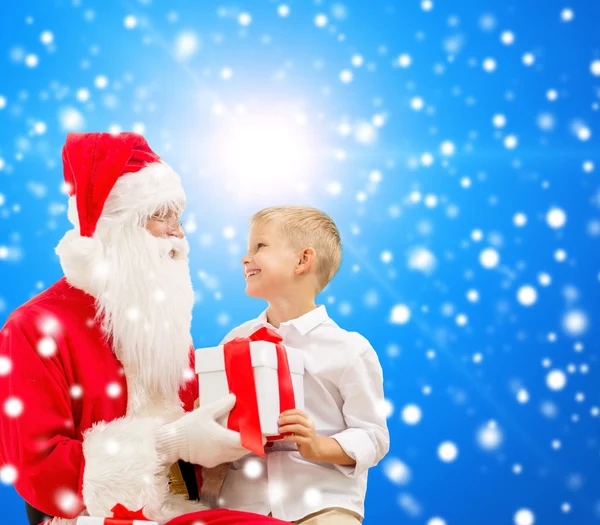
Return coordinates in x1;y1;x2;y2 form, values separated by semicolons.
295;247;316;275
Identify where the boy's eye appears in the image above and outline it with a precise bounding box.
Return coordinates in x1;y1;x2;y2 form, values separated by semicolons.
257;243;266;249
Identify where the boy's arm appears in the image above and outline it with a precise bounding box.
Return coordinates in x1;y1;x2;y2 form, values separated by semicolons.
329;340;390;478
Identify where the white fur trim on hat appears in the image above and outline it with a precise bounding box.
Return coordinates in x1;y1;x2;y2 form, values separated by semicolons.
103;161;186;219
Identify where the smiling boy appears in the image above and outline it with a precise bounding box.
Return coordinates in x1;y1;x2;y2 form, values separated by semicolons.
217;205;390;524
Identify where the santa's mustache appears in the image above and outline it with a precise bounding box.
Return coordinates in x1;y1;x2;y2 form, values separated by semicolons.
154;234;190;261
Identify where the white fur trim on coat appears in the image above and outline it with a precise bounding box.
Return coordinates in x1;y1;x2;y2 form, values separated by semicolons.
55;229;106;297
80;416;207;525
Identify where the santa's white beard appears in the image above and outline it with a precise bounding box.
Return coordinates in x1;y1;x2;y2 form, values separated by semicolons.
93;224;194;400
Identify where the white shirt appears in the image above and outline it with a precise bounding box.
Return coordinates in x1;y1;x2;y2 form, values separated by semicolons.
217;305;390;522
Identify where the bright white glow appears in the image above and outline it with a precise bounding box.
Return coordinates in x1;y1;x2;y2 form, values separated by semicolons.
212;112;315;196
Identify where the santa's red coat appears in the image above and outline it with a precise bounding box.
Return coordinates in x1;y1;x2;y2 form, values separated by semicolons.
0;278;286;525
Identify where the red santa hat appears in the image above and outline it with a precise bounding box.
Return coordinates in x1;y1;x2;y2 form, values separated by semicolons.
62;132;185;237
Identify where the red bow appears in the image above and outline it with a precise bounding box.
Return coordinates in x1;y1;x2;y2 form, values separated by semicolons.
224;327;296;457
111;503;149;520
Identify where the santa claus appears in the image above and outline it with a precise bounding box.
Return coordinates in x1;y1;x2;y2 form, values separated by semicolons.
0;133;286;525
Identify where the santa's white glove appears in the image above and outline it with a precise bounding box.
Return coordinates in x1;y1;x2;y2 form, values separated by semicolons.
155;393;249;468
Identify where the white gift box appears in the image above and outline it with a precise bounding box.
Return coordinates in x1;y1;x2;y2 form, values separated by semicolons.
195;340;305;436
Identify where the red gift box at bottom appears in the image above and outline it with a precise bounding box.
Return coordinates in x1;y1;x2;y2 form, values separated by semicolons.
76;517;158;525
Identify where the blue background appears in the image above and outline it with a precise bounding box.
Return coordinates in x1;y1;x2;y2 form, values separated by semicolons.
1;1;600;524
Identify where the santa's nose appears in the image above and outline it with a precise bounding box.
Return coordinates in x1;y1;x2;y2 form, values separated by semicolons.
170;227;185;239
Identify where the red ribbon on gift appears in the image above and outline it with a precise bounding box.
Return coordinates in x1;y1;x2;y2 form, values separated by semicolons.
224;327;296;457
111;503;149;520
72;504;154;525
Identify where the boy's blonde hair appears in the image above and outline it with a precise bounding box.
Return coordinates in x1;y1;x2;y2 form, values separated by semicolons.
250;205;342;292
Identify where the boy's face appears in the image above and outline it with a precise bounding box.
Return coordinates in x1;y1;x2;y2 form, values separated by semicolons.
242;222;299;300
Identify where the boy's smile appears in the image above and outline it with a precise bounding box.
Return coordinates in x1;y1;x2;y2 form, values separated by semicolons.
244;268;261;279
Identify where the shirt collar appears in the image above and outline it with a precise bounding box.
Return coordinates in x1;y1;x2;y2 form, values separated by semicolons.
254;305;329;336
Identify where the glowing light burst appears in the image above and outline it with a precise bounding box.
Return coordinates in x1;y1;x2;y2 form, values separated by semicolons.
211;111;319;198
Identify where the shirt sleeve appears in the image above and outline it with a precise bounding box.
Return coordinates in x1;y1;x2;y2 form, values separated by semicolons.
330;339;390;478
0;316;86;519
219;325;245;345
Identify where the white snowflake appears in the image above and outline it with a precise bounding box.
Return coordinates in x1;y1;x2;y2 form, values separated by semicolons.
377;398;394;418
561;8;575;22
546;207;567;228
402;404;422;425
37;336;57;357
546;370;567;391
55;489;80;514
174;31;200;61
0;465;17;485
427;518;447;525
517;285;537;306
513;212;527;227
397;53;412;68
384;458;411;484
243;458;263;479
4;397;24;417
438;441;459;462
504;134;518;149
476;421;503;450
106;382;122;398
70;384;83;399
514;508;535;525
314;14;328;28
124;15;138;29
0;356;12;376
501;31;515;45
238;12;252;26
390;304;411;324
516;388;529;403
407;247;437;274
479;248;500;269
562;310;588;336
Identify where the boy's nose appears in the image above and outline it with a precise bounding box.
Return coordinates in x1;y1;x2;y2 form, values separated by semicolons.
241;253;251;265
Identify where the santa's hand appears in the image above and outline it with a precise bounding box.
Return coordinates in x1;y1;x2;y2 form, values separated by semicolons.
155;393;248;468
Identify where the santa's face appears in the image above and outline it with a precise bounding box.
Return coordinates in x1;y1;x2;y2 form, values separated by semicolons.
145;210;185;243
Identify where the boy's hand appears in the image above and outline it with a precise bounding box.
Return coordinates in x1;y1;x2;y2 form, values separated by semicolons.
278;409;322;462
